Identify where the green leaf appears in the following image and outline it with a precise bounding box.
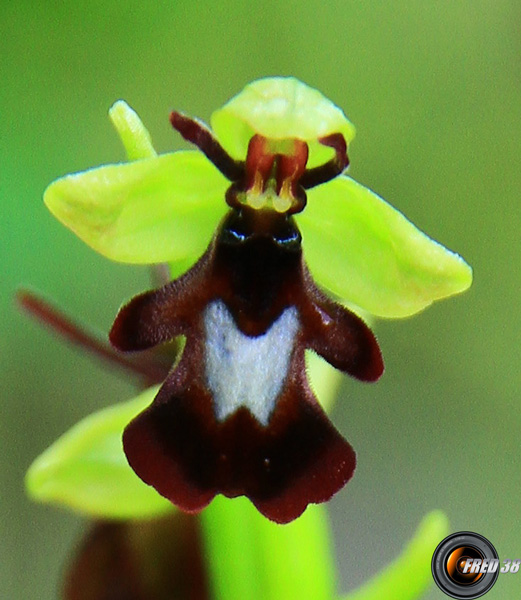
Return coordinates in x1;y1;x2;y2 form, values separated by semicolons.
201;496;336;600
44;151;228;264
299;176;473;318
26;386;174;519
341;510;449;600
212;77;356;168
109;100;157;160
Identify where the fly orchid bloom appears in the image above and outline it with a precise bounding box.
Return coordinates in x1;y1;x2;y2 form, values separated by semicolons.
44;77;472;523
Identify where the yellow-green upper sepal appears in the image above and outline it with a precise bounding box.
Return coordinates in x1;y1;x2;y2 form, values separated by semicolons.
212;77;356;168
298;175;473;318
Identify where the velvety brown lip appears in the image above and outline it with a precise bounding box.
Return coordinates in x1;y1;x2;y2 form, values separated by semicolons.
109;113;382;523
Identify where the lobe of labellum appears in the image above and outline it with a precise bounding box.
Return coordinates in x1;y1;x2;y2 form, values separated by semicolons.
301;279;384;382
109;247;212;351
122;345;356;524
109;286;186;352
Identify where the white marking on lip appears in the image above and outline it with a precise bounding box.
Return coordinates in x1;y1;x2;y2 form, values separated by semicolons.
204;300;299;426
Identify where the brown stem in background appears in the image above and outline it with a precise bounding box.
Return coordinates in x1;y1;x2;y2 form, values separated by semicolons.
16;289;171;387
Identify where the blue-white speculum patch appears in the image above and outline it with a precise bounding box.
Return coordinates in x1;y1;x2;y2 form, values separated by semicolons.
204;300;300;426
109;102;384;524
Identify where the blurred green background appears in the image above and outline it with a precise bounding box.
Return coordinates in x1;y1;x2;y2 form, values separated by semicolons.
2;1;520;598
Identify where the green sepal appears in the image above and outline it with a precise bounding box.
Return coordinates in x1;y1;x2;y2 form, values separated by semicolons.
44;151;228;264
201;496;336;600
341;510;449;600
212;77;356;168
25;386;173;519
299;176;473;318
109;100;157;161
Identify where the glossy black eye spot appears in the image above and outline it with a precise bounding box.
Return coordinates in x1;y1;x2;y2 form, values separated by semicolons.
273;227;301;251
218;210;249;245
220;225;248;245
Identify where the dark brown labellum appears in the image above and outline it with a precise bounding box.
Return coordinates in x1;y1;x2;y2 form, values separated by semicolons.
109;114;383;523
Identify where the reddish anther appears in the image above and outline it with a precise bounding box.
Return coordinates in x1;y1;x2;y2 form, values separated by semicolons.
244;135;277;191
170;113;348;213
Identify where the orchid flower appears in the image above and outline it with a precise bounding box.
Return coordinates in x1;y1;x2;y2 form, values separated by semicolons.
23;76;471;600
39;77;472;524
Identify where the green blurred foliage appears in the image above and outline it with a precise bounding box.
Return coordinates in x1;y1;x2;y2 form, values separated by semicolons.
25;385;174;520
2;1;520;599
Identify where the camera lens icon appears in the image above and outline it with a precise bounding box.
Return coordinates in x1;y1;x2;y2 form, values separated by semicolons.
446;545;484;585
432;532;499;599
